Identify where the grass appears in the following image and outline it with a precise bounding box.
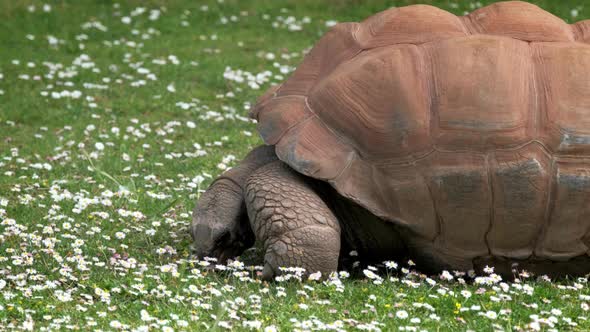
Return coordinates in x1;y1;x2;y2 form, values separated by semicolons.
0;0;589;331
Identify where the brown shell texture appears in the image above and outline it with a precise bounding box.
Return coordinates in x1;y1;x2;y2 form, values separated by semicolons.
251;1;590;261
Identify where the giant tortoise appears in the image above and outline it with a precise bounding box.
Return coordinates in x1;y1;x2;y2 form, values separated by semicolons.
191;1;590;280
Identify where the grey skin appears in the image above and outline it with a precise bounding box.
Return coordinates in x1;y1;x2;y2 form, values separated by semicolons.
191;145;590;280
191;145;407;280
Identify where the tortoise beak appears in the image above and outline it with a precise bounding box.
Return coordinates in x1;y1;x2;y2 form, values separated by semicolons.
191;223;239;262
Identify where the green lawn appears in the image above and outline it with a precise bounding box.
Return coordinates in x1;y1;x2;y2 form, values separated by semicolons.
1;0;589;330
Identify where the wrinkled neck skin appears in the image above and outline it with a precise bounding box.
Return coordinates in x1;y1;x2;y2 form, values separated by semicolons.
309;179;409;270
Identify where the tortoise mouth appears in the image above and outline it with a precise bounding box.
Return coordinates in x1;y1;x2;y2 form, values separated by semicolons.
193;231;250;264
211;232;242;262
191;212;255;264
211;245;242;264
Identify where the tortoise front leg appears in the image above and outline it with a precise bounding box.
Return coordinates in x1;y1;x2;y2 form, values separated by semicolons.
245;161;341;280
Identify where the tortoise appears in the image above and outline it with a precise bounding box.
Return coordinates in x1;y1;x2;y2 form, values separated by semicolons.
191;1;590;280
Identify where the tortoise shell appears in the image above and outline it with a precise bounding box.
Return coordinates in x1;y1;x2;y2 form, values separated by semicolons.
251;1;590;262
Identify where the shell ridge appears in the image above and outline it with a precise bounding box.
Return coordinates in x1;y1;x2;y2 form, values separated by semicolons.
303;97;360;180
365;149;436;167
271;98;313;145
571;22;583;42
534;156;557;257
530;43;540;138
438;121;529;133
531;41;552;149
319;22;364;79
423;43;440;151
250;84;282;120
278;108;316;143
430;140;553;156
367;162;411;227
423;173;443;242
459;13;480;35
303;98;351;150
417;43;434;155
261;93;305;103
484;153;495;256
269;84;282;103
331;151;356;182
572;20;590;43
465;1;573;42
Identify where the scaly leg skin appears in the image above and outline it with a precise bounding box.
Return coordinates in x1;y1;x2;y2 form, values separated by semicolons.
245;161;341;281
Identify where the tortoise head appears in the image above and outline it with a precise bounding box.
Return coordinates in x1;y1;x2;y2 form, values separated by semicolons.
190;178;254;263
